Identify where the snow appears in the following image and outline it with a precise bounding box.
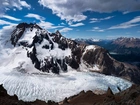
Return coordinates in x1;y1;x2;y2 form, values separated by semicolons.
91;39;100;42
18;28;38;45
35;39;71;61
0;46;40;74
75;38;100;42
92;64;100;71
109;52;118;55
80;59;100;72
0;25;16;49
86;45;96;50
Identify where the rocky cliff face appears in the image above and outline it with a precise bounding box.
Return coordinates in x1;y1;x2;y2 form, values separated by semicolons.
82;45;140;84
1;23;140;84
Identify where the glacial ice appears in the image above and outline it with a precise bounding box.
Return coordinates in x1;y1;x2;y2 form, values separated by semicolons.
0;66;132;102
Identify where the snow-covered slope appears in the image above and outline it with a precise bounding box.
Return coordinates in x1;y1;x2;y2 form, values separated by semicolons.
0;66;131;102
0;23;104;74
0;23;135;102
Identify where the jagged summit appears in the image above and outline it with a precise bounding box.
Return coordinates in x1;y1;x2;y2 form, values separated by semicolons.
11;23;42;46
16;23;42;29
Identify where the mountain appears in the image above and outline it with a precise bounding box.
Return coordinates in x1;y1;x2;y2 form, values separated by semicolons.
0;23;139;83
75;37;140;65
75;38;111;47
112;37;140;48
0;22;139;102
75;37;140;55
75;38;101;45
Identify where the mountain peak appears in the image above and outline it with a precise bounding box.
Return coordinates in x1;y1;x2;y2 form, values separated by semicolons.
16;22;42;30
0;23;140;84
55;30;61;36
113;37;140;48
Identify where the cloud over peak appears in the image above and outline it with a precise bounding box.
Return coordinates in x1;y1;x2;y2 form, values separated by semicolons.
69;22;84;27
38;21;64;30
25;13;45;21
59;27;73;33
38;0;140;23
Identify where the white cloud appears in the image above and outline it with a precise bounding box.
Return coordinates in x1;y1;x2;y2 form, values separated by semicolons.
102;16;114;20
93;29;104;32
38;0;88;22
109;16;140;29
0;24;17;34
20;0;31;9
13;8;16;11
0;19;13;25
25;13;45;21
38;21;64;30
61;22;65;25
123;11;130;14
38;21;53;29
0;15;21;21
93;27;100;30
90;16;114;23
69;22;84;27
38;0;140;23
0;0;31;14
59;27;73;33
89;27;105;32
109;24;139;29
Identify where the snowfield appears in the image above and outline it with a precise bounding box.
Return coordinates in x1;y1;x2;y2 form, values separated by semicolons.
0;24;132;102
0;67;132;102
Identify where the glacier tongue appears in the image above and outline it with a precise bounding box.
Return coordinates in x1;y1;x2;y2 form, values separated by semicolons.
0;67;131;102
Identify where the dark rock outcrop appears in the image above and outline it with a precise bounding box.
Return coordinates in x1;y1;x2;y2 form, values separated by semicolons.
60;85;140;105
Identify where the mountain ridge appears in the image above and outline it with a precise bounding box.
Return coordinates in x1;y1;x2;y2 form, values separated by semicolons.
0;22;140;84
0;22;139;102
75;37;140;55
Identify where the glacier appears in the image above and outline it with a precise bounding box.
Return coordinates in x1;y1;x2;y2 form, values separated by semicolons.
0;67;132;102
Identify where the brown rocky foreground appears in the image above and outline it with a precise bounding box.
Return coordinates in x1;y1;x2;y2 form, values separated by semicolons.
0;84;140;105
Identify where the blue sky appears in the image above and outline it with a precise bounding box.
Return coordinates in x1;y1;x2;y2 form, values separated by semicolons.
0;0;140;39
